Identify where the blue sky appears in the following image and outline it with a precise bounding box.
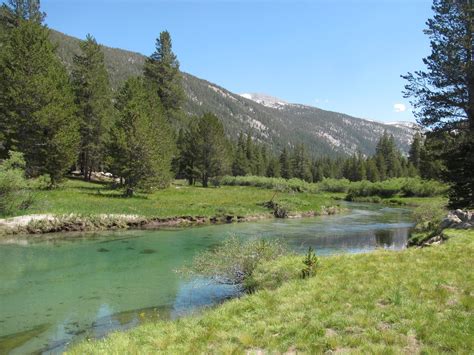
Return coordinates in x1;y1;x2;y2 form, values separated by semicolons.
40;0;433;123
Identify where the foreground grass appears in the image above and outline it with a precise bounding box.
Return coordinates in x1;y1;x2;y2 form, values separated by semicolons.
70;229;474;353
9;179;342;219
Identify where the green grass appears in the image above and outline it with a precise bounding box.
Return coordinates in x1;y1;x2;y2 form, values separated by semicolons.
69;229;474;354
9;179;342;219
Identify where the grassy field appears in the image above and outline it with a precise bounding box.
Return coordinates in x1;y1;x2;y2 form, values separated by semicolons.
12;179;343;218
69;229;473;354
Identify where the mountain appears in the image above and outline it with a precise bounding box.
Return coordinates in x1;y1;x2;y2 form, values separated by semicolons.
49;30;416;157
239;93;288;109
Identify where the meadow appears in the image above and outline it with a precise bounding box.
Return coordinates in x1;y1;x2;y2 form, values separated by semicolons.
10;178;343;219
69;229;474;353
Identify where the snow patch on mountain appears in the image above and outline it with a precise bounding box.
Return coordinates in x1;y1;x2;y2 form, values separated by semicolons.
240;93;288;109
386;121;419;129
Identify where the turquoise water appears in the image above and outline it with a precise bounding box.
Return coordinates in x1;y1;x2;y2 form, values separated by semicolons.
0;203;413;354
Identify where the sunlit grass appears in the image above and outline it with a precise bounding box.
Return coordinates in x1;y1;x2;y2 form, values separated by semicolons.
69;229;474;353
11;179;342;218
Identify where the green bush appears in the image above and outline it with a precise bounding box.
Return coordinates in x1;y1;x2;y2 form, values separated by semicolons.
220;175;317;193
180;236;289;293
346;178;447;200
0;151;32;216
401;178;448;197
317;178;350;193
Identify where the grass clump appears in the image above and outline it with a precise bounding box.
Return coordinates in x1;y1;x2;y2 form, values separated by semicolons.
70;229;474;354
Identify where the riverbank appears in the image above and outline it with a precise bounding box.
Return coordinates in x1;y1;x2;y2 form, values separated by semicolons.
70;228;474;353
0;179;344;237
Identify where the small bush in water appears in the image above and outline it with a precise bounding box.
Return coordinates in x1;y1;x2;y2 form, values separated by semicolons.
180;236;289;292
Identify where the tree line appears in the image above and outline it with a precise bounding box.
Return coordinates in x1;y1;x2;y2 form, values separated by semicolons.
1;0;472;208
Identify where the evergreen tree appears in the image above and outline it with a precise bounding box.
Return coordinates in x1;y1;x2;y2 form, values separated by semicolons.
266;157;281;178
193;113;230;187
366;158;380;182
108;77;173;196
402;0;473;132
0;17;79;183
180;123;200;185
172;128;187;179
291;144;312;182
311;159;324;182
0;0;45;28
408;132;423;171
72;34;113;180
403;0;474;207
231;132;250;176
279;147;291;179
143;30;184;116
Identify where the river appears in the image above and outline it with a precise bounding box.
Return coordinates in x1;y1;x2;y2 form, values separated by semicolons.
0;203;413;354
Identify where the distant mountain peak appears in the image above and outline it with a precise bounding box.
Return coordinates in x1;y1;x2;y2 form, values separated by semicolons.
239;93;288;109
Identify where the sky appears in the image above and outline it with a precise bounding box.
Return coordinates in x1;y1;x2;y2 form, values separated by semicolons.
39;0;433;123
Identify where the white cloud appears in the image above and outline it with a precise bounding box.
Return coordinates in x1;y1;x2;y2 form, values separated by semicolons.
393;103;407;113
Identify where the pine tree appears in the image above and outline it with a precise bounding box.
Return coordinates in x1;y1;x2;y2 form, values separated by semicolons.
181;122;200;185
402;0;473;132
291;144;312;182
0;0;45;28
72;34;113;180
402;0;474;207
232;133;250;176
279;147;291;179
266;157;281;178
0;16;79;183
193;113;230;187
143;31;184;116
408;132;423;171
172;128;187;179
108;77;173;196
366;158;380;182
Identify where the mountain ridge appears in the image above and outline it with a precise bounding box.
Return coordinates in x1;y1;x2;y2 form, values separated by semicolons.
49;29;416;157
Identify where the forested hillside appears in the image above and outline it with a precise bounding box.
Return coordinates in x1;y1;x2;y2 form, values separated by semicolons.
49;30;415;157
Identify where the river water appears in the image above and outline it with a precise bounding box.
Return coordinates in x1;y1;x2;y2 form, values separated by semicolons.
0;203;413;354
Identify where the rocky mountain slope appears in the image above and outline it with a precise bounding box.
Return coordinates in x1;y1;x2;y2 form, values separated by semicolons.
50;30;416;157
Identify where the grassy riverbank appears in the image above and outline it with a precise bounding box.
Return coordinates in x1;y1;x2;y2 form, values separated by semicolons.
69;229;474;353
0;179;346;235
9;179;344;217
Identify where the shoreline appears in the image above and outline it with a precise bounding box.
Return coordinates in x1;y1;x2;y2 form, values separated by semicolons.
0;205;343;240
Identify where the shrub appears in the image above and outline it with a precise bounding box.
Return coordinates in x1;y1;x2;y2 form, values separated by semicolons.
401;178;448;197
220;175;317;193
180;236;289;292
0;151;32;216
317;178;350;193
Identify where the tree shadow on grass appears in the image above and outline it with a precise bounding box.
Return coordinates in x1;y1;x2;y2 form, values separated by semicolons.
84;192;149;200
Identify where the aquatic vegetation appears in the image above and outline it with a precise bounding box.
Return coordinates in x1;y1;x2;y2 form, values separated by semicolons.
0;324;50;354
